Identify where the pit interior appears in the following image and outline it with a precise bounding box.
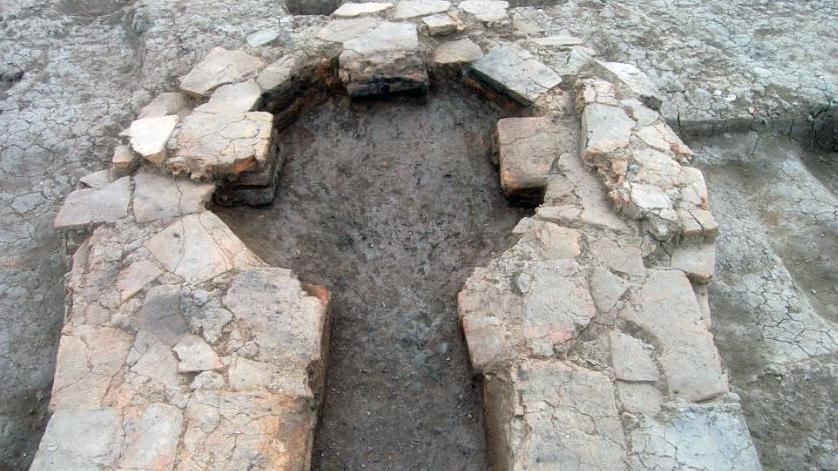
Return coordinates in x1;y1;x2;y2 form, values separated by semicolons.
215;65;533;469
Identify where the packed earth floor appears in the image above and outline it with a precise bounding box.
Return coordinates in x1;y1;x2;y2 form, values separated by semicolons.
0;0;835;470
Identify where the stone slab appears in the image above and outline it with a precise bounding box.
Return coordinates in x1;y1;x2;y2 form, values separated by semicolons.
54;176;131;230
179;47;264;97
470;44;561;105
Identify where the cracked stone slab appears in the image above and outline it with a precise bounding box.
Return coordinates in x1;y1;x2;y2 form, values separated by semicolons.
458;0;509;23
588;60;664;111
393;0;450;19
469;44;561;105
621;269;728;401
333;2;393;17
422;13;458;36
609;330;659;382
179;47;264;97
127;115;179;165
193;80;262;114
339;22;428;97
497;117;571;201
132;170;215;223
432;38;483;65
628;399;761;470
54;176;131;230
169;111;275;180
144;212;263;285
138;92;188;119
669;242;716;283
173;334;223;372
316;17;380;43
30;408;124;470
581;102;635;158
484;360;628;470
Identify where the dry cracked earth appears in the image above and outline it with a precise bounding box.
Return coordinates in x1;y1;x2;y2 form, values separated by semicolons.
0;0;836;470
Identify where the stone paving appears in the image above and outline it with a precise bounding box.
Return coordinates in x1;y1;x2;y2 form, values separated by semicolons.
3;0;835;468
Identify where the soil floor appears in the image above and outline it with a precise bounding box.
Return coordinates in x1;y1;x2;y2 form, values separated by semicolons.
216;87;529;471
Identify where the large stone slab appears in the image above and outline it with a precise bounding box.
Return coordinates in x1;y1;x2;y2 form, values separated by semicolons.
193;80;261;114
620;269;728;401
459;0;508;23
496;117;568;202
179;47;264;97
470;44;561;105
144;212;262;285
393;0;450;19
54;176;131;230
333;2;393;17
133;171;215;223
169;111;275;180
484;360;628;470
30;408;124;470
339;22;429;97
127;115;179;165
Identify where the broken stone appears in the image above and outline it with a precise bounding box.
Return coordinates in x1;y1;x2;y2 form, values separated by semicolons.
679;207;719;240
620;269;728;401
179;47;264;97
138;284;187;347
670;242;716;283
589;238;646;277
50;326;133;409
245;29;279;48
581;103;634;158
616;381;662;416
170;111;274;180
422;13;458;36
629;399;761;470
530;35;585;48
458;0;509;23
174;334;223;372
470;44;561;105
339;22;428;98
590;60;664;110
30;408;123;470
138;91;188;119
432;38;483;65
229;355;277;392
191;371;225;390
115;258;163;302
144;212;262;285
508;221;581;260
393;0;450;19
590;267;630;314
111;144;138;177
333;2;393;17
223;267;330;397
54;176;131;230
127;115;179;165
609;331;659;382
316;17;380;43
485;360;628;470
257;52;306;93
126;330;179;388
133;170;215;223
118;403;183;469
194;80;262;114
79;169;111;189
497;117;567;201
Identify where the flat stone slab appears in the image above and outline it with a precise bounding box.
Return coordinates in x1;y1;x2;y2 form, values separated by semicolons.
393;0;450;19
316;17;380;43
169;111;275;180
54;176;131;230
432;38;483;65
127;115;179;165
333;2;393;17
133;171;215;223
459;0;509;23
470;44;561;105
138;92;188;119
339;22;429;97
194;80;261;114
179;47;264;97
144;212;262;284
422;13;458;36
496;117;569;201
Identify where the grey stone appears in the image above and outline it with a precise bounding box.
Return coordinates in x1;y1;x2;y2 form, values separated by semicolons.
470;44;561;105
194;80;262;114
173;334;223;372
496;117;567;201
179;47;264;97
609;331;659;382
111;144;138;177
138;284;187;347
616;381;662;416
591;60;665;110
79;170;111;189
245;29;279;48
670;242;716;283
590;267;629;314
589;238;646;277
530;35;585;48
138;92;188;119
286;0;341;14
118;403;183;469
133;170;215;223
30;408;123;470
458;0;508;23
432;38;483;65
393;0;450;19
339;22;428;97
54;176;131;230
316;17;380;43
581;103;634;158
422;13;458;36
115;258;163;302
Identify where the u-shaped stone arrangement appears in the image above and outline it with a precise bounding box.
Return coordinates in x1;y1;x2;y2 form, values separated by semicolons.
37;1;762;469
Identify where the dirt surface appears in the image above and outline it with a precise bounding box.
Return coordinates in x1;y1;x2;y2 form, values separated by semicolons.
691;132;838;471
216;87;528;470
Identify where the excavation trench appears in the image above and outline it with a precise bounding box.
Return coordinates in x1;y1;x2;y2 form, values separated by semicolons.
216;84;529;470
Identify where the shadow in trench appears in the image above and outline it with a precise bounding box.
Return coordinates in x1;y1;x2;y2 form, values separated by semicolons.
216;85;530;470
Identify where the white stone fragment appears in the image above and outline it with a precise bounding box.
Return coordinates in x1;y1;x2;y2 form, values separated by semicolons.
333;2;393;17
128;115;179;165
174;334;223;372
459;0;509;23
179;47;264;97
393;0;450;19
